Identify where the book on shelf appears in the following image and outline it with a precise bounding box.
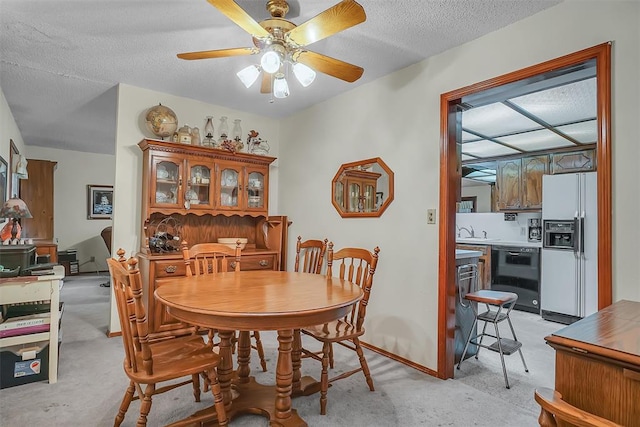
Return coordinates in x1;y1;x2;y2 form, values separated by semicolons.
0;304;64;338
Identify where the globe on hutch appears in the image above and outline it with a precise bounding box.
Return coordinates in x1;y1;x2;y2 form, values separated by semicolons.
145;103;178;139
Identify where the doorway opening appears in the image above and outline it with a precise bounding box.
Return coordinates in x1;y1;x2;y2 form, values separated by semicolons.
437;43;612;380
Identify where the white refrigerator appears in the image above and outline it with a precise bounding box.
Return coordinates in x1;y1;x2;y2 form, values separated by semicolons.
541;172;597;324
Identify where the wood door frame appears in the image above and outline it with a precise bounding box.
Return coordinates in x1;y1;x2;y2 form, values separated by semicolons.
437;43;612;379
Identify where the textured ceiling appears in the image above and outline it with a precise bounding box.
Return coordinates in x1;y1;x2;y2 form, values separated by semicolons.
0;0;561;155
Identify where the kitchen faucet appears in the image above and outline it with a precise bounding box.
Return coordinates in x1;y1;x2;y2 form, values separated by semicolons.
456;225;475;238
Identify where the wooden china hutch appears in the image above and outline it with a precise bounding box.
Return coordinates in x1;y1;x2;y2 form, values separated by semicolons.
136;139;290;339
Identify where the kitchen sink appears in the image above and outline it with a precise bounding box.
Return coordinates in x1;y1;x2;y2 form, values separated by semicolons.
456;237;501;244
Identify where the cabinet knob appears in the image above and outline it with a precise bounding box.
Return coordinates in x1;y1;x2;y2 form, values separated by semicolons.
165;265;177;274
259;260;269;267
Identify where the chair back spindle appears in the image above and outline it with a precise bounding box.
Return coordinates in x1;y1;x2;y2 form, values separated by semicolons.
108;256;153;375
326;242;380;330
294;236;328;274
182;241;241;276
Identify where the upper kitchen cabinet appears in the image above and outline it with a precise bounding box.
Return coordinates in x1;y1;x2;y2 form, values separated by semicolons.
496;154;548;211
551;149;596;174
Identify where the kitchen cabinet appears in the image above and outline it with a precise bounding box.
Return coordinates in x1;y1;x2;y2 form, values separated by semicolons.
137;139;289;337
551;149;596;174
496;155;548;211
456;244;491;290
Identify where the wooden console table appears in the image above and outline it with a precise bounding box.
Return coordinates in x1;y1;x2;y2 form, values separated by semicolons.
544;300;640;426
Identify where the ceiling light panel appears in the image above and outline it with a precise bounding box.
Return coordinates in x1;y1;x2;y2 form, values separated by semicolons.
462;103;540;137
495;128;575;151
509;78;597;125
460;154;476;161
461;140;520;158
555;120;597;143
461;130;480;143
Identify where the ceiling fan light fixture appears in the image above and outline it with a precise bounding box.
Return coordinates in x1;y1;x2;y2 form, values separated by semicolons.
260;44;285;74
273;73;289;98
237;65;261;88
292;62;316;87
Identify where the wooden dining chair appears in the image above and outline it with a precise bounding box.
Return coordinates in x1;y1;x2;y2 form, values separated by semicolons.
108;252;228;427
181;241;267;372
534;387;623;427
294;236;328;274
300;242;381;415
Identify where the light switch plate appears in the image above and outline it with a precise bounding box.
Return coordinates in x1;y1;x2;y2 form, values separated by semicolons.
427;209;436;224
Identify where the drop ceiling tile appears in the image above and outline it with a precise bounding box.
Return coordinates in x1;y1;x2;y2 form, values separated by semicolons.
462;102;540;137
556;120;597;143
509;78;596;125
462;130;479;142
460;154;476;161
461;140;520;158
495;128;575;151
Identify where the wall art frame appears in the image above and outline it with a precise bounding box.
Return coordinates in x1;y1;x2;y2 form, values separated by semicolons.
87;184;113;220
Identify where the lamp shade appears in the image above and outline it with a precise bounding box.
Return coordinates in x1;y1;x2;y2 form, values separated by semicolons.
0;197;33;219
273;74;289;99
237;65;261;88
260;50;282;74
293;62;316;87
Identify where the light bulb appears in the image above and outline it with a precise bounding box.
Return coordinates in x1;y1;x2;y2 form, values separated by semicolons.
236;65;260;88
293;62;316;87
273;74;289;98
260;51;281;74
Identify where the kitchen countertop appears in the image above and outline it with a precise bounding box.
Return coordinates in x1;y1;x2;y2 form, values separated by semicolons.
456;238;542;248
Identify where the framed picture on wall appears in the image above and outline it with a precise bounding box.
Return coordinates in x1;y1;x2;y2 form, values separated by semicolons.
87;185;113;219
0;156;7;207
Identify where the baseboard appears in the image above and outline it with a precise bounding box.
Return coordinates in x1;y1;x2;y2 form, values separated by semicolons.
360;340;438;378
107;329;122;338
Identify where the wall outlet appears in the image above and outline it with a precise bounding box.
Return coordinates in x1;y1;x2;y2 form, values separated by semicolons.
427;209;436;224
89;256;96;262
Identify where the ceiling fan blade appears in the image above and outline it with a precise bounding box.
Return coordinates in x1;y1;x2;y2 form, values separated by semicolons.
207;0;271;39
260;72;271;94
286;0;366;47
177;47;258;60
295;50;363;83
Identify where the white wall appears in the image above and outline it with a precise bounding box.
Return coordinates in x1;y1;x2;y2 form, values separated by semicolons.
461;182;492;213
26;146;115;272
110;84;280;333
0;88;27;231
278;1;640;370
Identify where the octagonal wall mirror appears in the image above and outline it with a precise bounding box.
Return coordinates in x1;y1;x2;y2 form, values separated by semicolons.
332;157;394;218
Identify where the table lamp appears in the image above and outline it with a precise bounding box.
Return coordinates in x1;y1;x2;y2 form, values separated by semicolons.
0;197;33;241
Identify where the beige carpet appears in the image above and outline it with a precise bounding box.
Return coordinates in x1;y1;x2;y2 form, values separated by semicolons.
0;274;560;426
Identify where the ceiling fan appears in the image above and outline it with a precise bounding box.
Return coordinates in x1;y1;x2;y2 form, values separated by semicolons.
177;0;366;97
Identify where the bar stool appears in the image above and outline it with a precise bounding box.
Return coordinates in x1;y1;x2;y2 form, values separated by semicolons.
456;290;529;388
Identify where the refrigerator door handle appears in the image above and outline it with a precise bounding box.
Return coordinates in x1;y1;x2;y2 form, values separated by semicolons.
579;216;585;255
573;217;580;254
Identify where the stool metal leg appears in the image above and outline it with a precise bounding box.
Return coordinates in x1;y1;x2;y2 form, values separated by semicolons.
506;315;529;373
492;311;511;389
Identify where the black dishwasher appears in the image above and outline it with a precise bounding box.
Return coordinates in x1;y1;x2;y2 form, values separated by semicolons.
490;245;540;314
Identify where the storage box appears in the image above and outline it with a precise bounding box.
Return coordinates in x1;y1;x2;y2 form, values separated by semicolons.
0;333;61;389
57;250;77;263
0;245;36;272
60;261;79;276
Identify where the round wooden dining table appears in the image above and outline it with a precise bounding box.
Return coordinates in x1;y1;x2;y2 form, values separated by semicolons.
155;270;363;427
